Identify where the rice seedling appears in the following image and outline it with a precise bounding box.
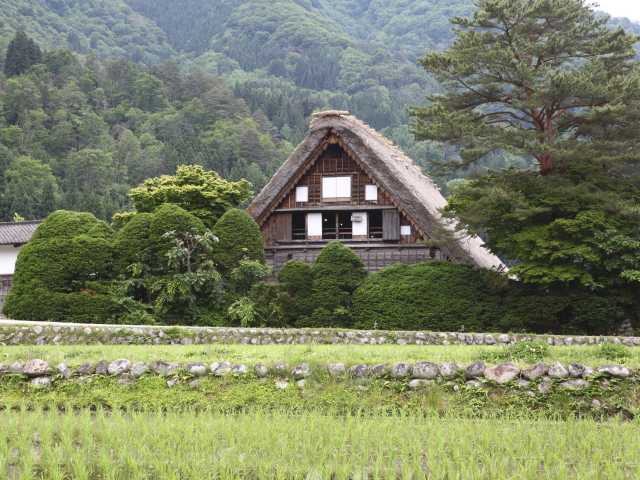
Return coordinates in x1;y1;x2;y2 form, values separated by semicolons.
0;406;638;479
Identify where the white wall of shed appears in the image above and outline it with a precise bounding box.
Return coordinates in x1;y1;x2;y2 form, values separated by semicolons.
0;245;21;275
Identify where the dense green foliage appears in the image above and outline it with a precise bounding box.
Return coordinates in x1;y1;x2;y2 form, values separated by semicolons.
3;211;119;323
353;262;634;334
277;260;314;326
0;33;289;221
129;165;252;228
0;0;637;219
411;0;640;305
302;241;367;327
4;170;266;326
4;30;42;77
212;208;265;272
353;263;502;332
0;0;174;63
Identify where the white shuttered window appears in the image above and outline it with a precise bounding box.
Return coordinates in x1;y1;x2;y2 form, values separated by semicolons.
307;213;322;237
365;185;378;201
296;186;309;202
352;212;368;236
322;176;351;199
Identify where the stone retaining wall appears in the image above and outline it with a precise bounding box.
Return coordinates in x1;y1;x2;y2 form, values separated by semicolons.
2;359;637;399
1;320;639;347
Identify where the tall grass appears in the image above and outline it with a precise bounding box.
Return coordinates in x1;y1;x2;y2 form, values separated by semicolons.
1;407;638;479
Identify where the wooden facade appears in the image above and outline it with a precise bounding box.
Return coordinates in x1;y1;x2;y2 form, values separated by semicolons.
249;111;505;273
257;140;432;272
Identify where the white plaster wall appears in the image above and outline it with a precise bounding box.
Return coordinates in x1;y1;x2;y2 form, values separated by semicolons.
0;245;21;275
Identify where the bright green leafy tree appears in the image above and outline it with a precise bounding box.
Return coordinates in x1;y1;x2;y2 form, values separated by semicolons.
1;156;60;220
129;165;252;228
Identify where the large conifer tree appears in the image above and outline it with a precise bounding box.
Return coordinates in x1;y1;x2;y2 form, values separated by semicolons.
4;31;43;77
412;0;640;295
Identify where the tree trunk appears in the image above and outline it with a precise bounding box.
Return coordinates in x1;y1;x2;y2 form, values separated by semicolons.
538;153;553;175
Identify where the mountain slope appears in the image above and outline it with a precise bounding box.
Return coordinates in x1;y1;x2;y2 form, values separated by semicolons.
0;0;175;63
0;0;638;203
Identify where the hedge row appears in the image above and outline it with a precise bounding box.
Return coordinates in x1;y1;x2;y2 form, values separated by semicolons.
351;262;634;335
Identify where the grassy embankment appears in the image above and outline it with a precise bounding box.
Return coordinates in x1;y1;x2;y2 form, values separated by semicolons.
2;343;639;367
1;408;639;479
1;342;639;478
0;342;638;416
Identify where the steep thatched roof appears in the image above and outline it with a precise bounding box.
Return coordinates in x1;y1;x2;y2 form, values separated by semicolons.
249;111;505;270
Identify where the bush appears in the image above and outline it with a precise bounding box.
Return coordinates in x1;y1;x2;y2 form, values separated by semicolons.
213;208;264;272
229;259;270;295
112;212;154;274
353;262;503;331
303;241;367;327
3;210;118;323
499;287;630;335
278;260;313;296
277;260;314;325
31;210;111;241
148;203;206;269
3;286;119;323
352;261;632;334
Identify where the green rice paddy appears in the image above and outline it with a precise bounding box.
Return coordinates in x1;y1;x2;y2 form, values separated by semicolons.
1;407;638;479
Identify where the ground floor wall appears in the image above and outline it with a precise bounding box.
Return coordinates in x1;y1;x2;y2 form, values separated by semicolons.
0;275;11;311
0;245;20;275
265;243;439;273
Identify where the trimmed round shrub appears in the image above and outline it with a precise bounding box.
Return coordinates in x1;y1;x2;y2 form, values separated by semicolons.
278;260;313;296
113;212;154;274
31;210;111;241
303;241;367;327
212;208;264;272
277;260;314;325
148;203;206;267
3;210;117;323
353;262;503;331
8;235;114;292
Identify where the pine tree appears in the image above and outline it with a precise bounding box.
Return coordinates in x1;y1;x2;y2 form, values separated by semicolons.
411;0;639;175
411;0;640;296
4;31;43;77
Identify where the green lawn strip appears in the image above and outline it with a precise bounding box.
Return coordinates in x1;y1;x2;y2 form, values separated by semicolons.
1;408;639;478
1;343;639;367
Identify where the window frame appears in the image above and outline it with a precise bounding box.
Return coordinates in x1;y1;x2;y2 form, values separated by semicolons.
322;176;352;201
365;184;378;202
295;186;309;203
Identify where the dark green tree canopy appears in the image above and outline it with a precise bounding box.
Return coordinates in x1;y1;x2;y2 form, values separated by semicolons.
3;210;117;323
410;0;640;294
212;208;264;272
411;0;640;174
305;241;367;327
4;31;43;77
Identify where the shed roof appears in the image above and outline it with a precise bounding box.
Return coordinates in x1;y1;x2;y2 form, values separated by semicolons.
0;221;41;246
248;110;505;271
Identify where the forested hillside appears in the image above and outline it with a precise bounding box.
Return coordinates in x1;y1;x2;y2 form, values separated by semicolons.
125;0;473;176
0;46;290;221
0;0;174;63
0;0;638;221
